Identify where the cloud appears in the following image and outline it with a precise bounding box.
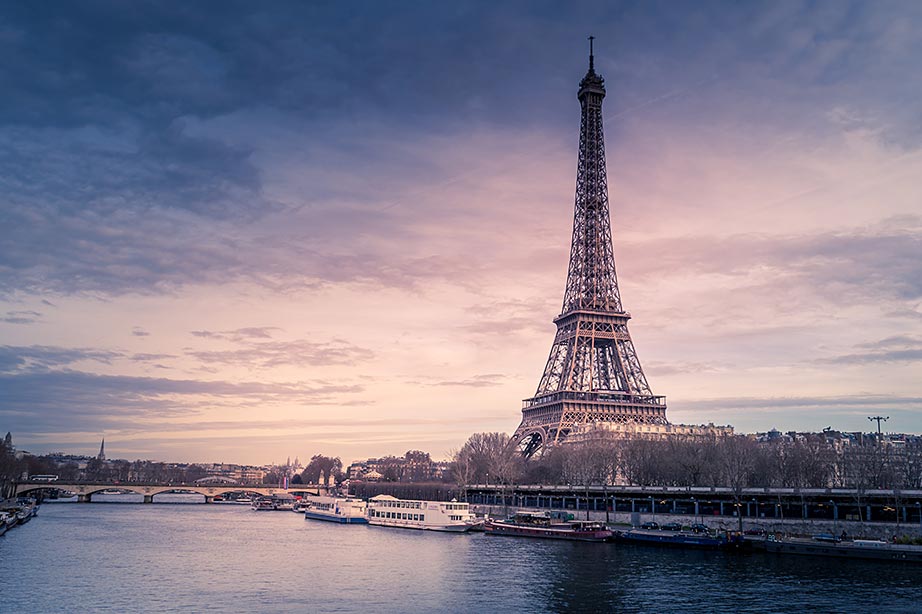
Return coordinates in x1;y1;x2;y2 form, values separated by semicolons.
0;369;366;434
190;327;281;341
431;374;507;388
0;345;120;374
2;3;922;460
186;338;374;369
818;349;922;366
855;335;922;349
1;309;41;324
625;224;922;300
646;361;721;377
185;328;373;368
678;394;922;413
129;353;177;362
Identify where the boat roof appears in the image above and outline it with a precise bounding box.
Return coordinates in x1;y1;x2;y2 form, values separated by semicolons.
370;495;399;501
513;510;550;518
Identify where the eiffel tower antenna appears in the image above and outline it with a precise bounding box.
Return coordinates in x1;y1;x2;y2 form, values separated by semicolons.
588;35;595;71
512;40;668;457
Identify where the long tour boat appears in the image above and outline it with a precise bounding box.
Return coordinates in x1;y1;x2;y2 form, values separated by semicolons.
367;495;480;532
302;495;368;524
763;535;922;563
485;511;613;542
613;528;739;549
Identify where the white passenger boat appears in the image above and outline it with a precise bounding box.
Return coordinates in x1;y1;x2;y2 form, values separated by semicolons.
251;497;275;511
302;495;368;524
292;499;310;513
367;495;479;532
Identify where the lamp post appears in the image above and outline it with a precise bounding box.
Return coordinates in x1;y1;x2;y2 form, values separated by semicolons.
916;502;921;535
650;496;655;524
867;416;889;446
830;500;838;537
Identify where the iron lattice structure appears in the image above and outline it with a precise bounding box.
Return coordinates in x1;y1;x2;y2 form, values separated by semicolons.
512;41;667;457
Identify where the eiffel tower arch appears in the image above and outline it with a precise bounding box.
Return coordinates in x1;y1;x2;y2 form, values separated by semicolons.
512;39;668;458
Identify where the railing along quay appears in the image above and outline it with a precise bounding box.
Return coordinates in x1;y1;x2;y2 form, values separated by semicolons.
465;484;922;526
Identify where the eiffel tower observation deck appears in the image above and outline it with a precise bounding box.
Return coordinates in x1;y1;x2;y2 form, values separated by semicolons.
513;39;668;457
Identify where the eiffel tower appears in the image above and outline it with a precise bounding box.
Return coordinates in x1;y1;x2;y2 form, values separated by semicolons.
512;39;667;457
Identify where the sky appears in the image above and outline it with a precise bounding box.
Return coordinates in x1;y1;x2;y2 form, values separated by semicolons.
1;1;921;465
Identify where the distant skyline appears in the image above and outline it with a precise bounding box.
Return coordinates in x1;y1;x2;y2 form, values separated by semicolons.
2;1;921;464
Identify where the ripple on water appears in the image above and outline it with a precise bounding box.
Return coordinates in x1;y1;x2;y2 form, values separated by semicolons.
2;500;920;613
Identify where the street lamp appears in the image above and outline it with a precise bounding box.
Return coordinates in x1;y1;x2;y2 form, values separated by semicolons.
916;502;921;535
867;416;889;446
830;500;838;537
650;496;655;524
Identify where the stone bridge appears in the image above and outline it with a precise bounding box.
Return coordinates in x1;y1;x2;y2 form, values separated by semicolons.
15;480;328;503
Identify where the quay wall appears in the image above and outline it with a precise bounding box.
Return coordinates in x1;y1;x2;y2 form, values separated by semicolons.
471;505;922;541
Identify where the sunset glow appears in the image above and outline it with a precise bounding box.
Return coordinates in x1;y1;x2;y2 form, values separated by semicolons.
2;2;921;463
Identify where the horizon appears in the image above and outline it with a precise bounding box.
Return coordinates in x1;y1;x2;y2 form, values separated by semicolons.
13;424;915;471
2;2;921;465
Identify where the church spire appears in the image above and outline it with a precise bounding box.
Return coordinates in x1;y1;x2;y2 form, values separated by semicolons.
98;437;106;461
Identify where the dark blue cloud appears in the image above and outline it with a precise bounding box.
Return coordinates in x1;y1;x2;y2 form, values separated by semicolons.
0;364;365;434
0;344;119;374
1;1;920;297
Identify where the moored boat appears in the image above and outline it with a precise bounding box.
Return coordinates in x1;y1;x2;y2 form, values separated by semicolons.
251;494;296;511
251;497;275;511
4;511;18;530
367;495;480;532
613;527;738;549
763;535;922;563
302;495;368;524
484;511;612;542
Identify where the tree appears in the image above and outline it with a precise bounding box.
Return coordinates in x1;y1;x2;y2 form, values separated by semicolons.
301;455;343;485
403;450;432;482
450;447;475;501
455;432;521;485
716;435;758;531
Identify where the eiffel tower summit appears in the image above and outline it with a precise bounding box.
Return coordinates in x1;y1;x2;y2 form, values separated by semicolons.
512;39;670;457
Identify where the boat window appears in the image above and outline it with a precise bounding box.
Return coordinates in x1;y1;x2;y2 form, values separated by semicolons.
420;514;424;521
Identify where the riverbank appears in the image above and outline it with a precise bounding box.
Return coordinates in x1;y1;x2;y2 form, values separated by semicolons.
0;498;39;537
472;505;922;542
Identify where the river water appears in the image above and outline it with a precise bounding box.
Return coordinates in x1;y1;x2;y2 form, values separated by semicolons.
2;495;920;612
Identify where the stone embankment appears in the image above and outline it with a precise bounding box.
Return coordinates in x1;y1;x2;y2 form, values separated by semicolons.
472;505;922;542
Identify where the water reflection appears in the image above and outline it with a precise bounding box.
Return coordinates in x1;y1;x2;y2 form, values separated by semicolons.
2;500;920;613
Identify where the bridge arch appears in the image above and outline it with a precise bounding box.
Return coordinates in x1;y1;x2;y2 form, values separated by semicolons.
14;481;327;502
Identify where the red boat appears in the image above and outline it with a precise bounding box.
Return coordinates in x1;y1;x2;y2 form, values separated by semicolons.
484;511;612;542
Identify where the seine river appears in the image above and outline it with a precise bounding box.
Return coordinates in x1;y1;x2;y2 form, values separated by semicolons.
2;495;921;612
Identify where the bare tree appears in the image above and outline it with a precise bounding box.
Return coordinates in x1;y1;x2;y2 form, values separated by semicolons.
716;436;758;531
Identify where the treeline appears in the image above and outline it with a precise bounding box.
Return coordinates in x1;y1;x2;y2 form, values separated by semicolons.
452;431;922;491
